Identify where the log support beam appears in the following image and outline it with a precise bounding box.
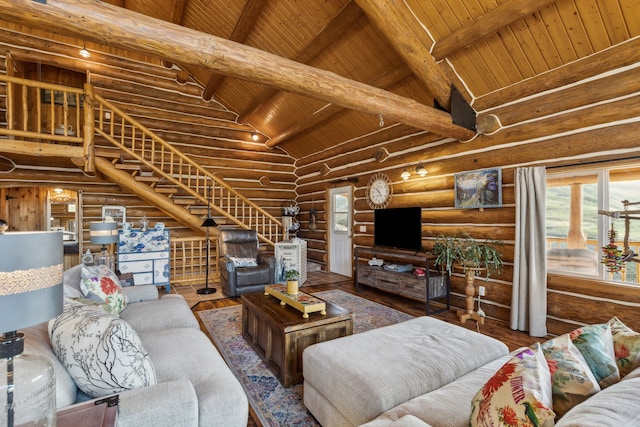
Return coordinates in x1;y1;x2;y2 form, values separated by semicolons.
0;0;475;141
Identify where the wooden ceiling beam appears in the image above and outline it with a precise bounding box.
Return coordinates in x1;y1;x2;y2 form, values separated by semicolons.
201;0;267;101
239;0;364;124
431;0;556;61
161;0;187;68
267;64;413;147
355;0;451;110
0;0;475;141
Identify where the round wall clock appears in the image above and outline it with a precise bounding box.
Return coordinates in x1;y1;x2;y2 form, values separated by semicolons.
366;172;392;209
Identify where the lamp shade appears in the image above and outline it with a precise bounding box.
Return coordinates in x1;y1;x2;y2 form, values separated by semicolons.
201;217;218;227
90;221;118;245
0;232;64;333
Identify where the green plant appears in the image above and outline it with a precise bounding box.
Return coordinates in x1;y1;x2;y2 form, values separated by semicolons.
283;269;300;281
432;234;504;280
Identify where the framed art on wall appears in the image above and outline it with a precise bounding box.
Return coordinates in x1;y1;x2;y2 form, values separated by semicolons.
454;168;502;209
102;205;126;227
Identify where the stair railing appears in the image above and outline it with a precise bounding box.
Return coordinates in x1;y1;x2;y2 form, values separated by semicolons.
92;94;282;245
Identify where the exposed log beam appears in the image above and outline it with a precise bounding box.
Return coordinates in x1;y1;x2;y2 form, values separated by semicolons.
267;64;413;147
431;0;556;60
161;0;187;68
355;0;451;110
0;0;474;141
201;0;267;101
239;0;364;124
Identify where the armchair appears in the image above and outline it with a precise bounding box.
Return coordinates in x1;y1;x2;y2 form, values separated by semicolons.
218;228;276;297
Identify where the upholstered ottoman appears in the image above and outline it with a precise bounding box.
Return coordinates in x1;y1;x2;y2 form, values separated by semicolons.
302;316;508;427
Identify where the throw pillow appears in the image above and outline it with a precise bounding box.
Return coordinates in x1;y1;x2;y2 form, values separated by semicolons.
48;299;157;399
570;323;620;387
228;256;258;267
80;264;126;314
608;317;640;377
470;344;555;427
541;333;600;418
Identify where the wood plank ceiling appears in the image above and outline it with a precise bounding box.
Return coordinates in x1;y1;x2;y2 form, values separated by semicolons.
2;0;638;160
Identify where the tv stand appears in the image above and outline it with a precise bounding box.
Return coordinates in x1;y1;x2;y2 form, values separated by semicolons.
355;247;449;315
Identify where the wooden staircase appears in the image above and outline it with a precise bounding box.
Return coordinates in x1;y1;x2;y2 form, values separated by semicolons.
0;74;283;246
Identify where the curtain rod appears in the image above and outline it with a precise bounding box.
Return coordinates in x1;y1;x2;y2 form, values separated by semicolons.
547;155;640;170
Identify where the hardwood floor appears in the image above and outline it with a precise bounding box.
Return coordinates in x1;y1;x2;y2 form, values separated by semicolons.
167;271;548;427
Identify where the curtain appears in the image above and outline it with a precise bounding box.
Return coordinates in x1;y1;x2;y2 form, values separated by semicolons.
511;167;548;337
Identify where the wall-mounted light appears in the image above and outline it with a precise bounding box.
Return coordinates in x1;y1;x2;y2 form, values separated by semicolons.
79;45;90;58
401;163;428;180
251;132;260;141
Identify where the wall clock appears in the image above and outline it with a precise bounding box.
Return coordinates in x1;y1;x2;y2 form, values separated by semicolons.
366;172;392;209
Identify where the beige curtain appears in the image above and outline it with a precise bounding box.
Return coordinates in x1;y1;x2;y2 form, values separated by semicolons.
511;167;548;337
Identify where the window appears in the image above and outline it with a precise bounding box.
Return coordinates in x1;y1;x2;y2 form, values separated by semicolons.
546;164;640;284
332;192;349;232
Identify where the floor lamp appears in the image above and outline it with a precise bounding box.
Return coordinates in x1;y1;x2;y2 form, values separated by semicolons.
197;188;217;295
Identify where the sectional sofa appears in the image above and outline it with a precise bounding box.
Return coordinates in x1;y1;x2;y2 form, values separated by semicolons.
22;264;248;427
303;316;640;427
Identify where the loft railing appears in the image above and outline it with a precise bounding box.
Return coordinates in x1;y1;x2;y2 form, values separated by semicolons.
92;94;283;246
546;236;640;284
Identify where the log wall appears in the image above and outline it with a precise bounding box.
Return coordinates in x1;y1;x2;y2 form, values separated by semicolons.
296;43;640;333
0;29;297;259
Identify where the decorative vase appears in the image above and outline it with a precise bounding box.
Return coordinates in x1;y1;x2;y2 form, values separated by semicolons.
286;280;299;295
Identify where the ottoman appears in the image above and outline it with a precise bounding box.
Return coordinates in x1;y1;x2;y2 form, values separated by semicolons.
302;316;508;426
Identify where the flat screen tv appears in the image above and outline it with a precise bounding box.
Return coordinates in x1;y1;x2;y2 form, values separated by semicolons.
374;207;422;251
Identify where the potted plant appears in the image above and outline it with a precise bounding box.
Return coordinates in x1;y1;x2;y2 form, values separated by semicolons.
432;234;503;323
284;269;300;295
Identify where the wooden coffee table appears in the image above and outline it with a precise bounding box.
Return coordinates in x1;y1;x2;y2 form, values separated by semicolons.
241;290;353;388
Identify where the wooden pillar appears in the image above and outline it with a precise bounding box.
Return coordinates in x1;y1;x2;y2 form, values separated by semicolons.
567;183;587;248
83;83;95;173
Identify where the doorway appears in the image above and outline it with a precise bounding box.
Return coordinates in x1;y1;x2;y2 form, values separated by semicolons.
328;185;353;277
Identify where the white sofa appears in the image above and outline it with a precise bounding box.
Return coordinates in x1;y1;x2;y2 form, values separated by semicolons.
303;316;640;427
22;265;248;427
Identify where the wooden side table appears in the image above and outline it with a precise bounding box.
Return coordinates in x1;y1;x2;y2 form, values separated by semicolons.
241;291;353;387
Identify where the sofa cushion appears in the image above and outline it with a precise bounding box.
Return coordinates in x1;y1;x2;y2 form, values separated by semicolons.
556;368;640;427
541;333;600;418
80;264;126;314
470;344;555;427
120;295;199;332
63;263;84;299
570;323;620;387
137;327;248;426
608;316;640;377
48;300;157;398
302;316;509;426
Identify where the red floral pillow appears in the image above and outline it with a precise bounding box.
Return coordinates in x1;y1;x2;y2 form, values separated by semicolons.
470;344;555;427
608;317;640;377
80;265;126;314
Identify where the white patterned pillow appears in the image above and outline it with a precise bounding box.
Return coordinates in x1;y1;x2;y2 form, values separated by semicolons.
228;256;258;267
80;264;126;314
48;300;157;398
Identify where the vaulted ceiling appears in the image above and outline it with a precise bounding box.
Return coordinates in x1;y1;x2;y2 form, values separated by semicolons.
0;0;638;160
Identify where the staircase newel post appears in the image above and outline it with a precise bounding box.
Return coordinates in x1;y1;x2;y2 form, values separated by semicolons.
83;82;95;173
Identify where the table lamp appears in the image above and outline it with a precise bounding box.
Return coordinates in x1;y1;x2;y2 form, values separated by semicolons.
90;221;118;271
0;231;64;427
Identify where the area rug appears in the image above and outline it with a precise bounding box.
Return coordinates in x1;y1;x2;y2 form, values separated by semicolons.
197;290;414;427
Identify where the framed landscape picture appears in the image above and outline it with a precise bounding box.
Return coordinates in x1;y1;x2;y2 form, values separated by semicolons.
454;168;502;209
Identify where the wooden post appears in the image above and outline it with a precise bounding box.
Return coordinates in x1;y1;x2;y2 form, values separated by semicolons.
457;268;485;325
83;83;95;173
567;183;587;248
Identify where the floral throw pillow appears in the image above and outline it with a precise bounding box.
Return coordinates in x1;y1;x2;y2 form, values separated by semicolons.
608;317;640;377
570;323;620;388
80;264;126;314
48;300;156;398
541;333;600;418
470;344;555;427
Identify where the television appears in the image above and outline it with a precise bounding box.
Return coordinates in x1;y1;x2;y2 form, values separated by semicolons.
373;207;423;251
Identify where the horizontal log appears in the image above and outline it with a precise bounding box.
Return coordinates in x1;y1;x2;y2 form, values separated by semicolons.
0;0;475;141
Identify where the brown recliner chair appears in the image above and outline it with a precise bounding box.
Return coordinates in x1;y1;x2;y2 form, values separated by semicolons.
217;228;276;297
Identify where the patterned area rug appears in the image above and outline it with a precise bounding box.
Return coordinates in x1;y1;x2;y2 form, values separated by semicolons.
197;289;414;427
